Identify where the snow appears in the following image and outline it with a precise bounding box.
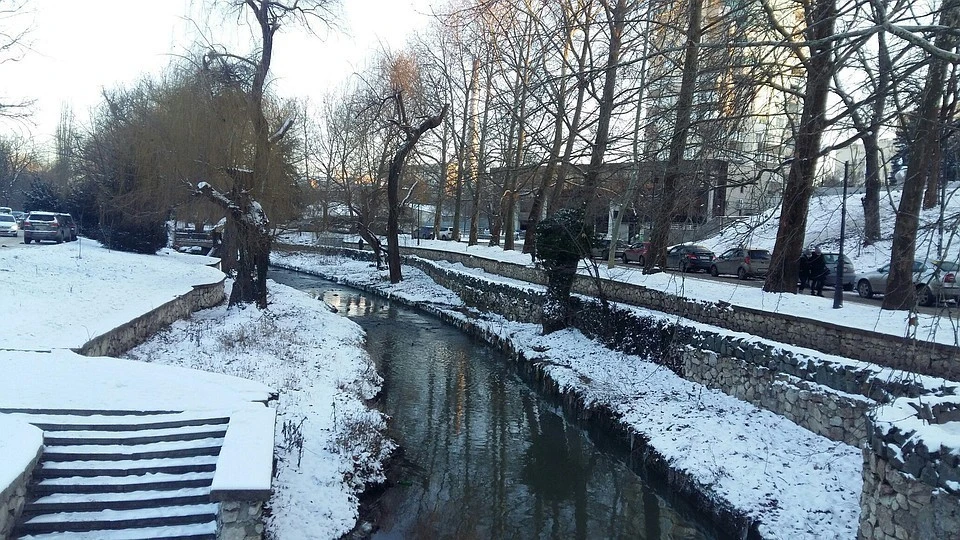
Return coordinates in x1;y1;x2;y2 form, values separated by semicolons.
0;351;273;411
210;406;276;498
122;279;393;539
0;417;43;488
0;239;390;540
0;241;223;350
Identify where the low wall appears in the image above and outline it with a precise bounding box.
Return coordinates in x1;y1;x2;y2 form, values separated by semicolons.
391;245;960;381
859;397;960;539
77;279;225;357
0;422;43;539
683;348;871;446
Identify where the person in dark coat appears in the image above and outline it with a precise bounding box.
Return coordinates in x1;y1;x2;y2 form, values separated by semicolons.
808;247;828;296
797;250;811;292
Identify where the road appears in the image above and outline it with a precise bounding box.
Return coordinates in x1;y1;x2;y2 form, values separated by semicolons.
607;259;957;318
0;233;21;248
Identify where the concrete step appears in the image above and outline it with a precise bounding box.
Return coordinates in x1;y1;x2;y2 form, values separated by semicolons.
16;521;216;540
2;410;229;432
24;487;211;514
36;461;216;479
32;471;214;495
42;440;223;462
15;503;217;535
43;428;227;446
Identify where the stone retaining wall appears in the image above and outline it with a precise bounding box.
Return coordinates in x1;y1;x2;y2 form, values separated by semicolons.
0;443;42;539
392;245;960;381
859;398;960;539
77;279;225;357
218;500;264;540
683;348;872;446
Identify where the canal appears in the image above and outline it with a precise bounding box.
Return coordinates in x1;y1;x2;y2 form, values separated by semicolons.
270;267;723;539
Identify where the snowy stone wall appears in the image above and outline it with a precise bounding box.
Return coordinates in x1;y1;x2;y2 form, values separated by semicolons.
217;500;264;540
0;436;42;539
389;245;960;381
859;397;960;539
683;349;871;446
77;278;225;357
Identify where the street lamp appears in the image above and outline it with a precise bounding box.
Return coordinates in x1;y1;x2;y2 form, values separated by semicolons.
833;162;849;309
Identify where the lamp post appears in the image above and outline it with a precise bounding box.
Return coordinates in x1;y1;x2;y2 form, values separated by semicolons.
833;162;849;309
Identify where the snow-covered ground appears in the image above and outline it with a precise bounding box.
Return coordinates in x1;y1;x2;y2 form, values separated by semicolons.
0;241;391;539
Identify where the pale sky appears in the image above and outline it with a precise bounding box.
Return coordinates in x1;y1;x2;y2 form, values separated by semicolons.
2;0;433;152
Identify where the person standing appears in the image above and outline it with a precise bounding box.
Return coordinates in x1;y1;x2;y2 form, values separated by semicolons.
808;247;828;296
797;250;811;292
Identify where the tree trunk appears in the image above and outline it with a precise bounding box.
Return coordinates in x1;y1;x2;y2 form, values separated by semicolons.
568;0;627;242
861;131;882;245
646;0;703;273
387;103;449;284
883;0;959;309
763;0;837;293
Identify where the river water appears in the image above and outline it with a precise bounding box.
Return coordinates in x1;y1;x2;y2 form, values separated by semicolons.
270;268;722;540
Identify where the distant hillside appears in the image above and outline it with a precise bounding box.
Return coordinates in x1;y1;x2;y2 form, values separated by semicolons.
701;182;960;273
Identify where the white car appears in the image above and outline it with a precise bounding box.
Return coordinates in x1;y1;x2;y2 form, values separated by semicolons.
0;213;18;236
854;259;959;306
437;227;455;240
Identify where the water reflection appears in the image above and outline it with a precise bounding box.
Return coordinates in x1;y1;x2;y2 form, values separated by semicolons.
269;268;719;540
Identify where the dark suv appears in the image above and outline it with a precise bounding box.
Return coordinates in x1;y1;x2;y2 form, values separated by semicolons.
57;213;78;241
22;211;74;244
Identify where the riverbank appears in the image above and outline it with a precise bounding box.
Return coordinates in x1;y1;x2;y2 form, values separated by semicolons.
271;249;865;539
0;241;393;540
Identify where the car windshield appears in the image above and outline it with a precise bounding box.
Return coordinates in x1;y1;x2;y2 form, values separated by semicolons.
0;215;13;222
747;250;770;259
28;214;55;221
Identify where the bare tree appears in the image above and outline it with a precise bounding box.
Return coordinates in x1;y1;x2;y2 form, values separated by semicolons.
763;0;838;293
198;0;336;308
883;0;960;310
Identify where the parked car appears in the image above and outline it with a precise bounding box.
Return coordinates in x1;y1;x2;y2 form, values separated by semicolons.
58;213;78;241
412;226;434;240
0;213;18;236
855;259;959;306
590;238;627;260
710;247;771;279
622;242;651;265
0;206;10;214
22;211;73;244
666;244;716;273
821;252;856;291
11;210;24;224
437;226;455;240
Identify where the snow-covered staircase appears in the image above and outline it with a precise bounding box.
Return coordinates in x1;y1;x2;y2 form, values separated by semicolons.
5;409;229;540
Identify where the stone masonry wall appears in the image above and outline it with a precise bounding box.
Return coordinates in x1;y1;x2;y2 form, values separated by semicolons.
0;443;42;539
683;348;872;446
77;279;225;357
218;500;264;540
394;245;960;381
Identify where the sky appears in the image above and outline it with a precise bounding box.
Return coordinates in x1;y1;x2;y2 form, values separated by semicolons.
2;0;434;153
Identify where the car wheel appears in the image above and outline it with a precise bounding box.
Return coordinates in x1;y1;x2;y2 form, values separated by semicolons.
56;233;63;244
917;285;935;307
622;253;629;264
857;280;873;299
23;237;30;244
737;267;747;280
710;265;719;277
638;256;645;267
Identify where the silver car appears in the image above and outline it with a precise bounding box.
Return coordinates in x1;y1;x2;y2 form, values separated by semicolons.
854;260;959;306
709;247;771;279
